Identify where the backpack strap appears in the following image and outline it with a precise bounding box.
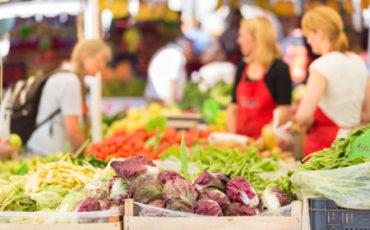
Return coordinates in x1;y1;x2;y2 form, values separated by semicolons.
34;108;61;131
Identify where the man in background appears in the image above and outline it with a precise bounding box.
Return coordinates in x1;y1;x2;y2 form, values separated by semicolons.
145;37;194;105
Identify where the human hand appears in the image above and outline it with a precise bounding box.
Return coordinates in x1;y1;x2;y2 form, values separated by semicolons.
0;138;20;155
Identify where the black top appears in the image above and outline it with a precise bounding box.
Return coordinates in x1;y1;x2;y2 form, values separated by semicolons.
231;59;292;105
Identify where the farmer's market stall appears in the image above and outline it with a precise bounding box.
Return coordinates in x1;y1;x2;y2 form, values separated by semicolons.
0;153;124;229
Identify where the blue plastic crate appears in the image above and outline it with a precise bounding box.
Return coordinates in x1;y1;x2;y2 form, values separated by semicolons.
309;197;370;230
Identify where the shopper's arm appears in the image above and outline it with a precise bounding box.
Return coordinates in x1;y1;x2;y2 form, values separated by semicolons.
361;79;370;123
295;70;327;129
0;138;19;155
277;105;291;126
165;79;177;105
226;104;238;133
64;115;86;151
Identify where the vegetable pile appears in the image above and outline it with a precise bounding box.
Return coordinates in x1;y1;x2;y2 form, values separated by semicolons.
115;156;295;217
85;127;212;161
107;103;181;135
291;124;370;209
9;154;114;192
0;154;123;224
298;124;370;171
179;80;233;110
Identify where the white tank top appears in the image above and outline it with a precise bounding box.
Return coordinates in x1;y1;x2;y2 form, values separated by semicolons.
310;52;369;128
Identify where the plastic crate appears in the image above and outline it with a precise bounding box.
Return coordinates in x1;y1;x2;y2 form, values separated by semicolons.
308;197;370;230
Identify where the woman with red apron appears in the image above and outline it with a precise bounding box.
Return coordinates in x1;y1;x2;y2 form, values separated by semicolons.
226;17;292;139
295;6;370;157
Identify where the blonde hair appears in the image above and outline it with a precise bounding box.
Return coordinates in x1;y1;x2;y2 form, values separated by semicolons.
70;39;112;135
240;17;282;67
302;6;348;53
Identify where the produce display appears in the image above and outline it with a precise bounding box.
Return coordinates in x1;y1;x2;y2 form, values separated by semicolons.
160;146;294;196
291;124;370;209
109;152;295;217
85;127;212;161
102;111;126;138
0;152;111;181
107;103;181;135
0;153;124;224
197;138;295;163
102;78;146;97
179;80;233;110
9;154;114;191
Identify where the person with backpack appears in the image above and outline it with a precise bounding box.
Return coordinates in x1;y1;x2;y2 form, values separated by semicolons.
26;40;112;155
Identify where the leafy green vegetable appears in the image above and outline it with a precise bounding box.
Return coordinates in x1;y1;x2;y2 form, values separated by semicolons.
36;186;69;197
59;192;91;211
180;136;188;178
0;194;36;211
299;124;370;171
146;115;167;154
30;192;63;211
179;80;233;111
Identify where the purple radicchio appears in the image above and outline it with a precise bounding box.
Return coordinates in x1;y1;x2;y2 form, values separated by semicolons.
166;199;194;213
261;186;290;211
74;198;101;212
198;188;230;208
100;200;119;211
226;176;259;209
194;199;223;216
158;170;185;184
222;202;256;216
111;157;159;183
108;175;129;205
163;179;199;207
128;178;163;204
193;171;229;192
139;200;166;217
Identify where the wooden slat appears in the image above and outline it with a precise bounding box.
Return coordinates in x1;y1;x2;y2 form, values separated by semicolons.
165;113;202;120
125;199;134;217
0;221;122;230
124;216;301;230
123;201;303;230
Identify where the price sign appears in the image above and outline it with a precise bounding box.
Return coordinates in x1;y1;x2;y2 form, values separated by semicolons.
349;130;370;159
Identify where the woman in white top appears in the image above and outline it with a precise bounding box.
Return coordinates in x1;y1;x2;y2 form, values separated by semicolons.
28;40;111;155
198;42;236;90
295;6;370;157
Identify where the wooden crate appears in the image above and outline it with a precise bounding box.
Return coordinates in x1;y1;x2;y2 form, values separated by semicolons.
124;199;302;230
0;221;122;230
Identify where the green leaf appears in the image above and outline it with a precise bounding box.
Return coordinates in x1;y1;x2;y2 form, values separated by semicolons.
146;115;167;132
63;142;71;154
159;147;181;160
159;151;172;160
157;115;167;131
351;157;365;166
74;139;91;158
180;136;188;177
14;163;28;176
197;160;203;174
168;147;181;159
144;136;157;146
146;117;158;133
192;144;201;158
272;153;280;162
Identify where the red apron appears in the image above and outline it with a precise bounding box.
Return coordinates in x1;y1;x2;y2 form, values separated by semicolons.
236;64;277;139
304;107;352;157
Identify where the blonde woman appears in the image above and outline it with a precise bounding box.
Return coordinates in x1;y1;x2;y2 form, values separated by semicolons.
295;6;370;157
226;17;292;139
28;40;112;155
